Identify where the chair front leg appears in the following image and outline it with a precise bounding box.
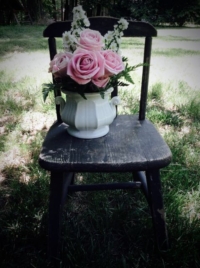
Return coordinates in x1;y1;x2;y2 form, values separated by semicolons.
48;171;74;262
146;169;169;251
133;171;149;200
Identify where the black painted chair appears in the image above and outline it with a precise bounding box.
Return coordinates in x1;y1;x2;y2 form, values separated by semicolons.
39;17;172;261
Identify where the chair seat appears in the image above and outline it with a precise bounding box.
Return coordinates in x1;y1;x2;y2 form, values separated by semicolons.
39;115;172;172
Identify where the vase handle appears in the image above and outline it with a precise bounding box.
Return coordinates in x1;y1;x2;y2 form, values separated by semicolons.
110;96;120;117
55;96;66;115
110;96;121;106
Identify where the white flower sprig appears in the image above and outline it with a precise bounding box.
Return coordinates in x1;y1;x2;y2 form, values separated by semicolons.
62;5;129;54
104;18;129;53
71;5;90;36
62;5;90;52
62;31;77;52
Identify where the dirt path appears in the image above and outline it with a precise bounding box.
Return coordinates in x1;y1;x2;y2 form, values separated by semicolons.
0;51;51;84
151;28;200;89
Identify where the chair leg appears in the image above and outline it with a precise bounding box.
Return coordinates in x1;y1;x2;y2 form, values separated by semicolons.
48;171;74;262
146;169;169;251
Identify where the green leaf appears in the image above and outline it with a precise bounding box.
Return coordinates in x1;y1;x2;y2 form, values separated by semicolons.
124;73;134;84
42;83;55;102
100;91;105;99
78;91;87;100
118;81;129;87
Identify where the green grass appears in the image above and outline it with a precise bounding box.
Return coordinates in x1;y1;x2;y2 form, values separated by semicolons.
121;38;144;49
159;36;200;42
153;48;200;56
0;26;200;267
0;26;48;56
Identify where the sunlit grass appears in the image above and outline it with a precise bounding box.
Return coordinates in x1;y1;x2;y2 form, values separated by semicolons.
121;37;144;49
158;35;200;42
153;48;200;56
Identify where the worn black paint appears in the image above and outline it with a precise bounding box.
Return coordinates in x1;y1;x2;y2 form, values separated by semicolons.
39;115;171;172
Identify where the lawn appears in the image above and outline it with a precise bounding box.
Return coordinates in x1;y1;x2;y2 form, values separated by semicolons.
0;25;200;267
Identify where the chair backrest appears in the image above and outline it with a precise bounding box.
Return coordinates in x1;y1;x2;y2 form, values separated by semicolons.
43;17;157;121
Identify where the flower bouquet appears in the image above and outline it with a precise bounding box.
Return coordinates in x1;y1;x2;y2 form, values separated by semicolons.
43;5;141;101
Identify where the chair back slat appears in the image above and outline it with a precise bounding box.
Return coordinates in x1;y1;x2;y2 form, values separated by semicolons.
43;17;157;38
43;17;157;121
139;36;152;120
48;37;57;60
48;37;62;121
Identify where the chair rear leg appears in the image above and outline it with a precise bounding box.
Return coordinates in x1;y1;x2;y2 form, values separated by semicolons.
48;171;74;262
146;169;169;251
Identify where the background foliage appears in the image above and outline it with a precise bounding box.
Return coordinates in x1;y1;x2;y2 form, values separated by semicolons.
0;0;200;26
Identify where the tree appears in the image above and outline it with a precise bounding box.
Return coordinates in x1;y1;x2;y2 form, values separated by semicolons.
130;0;200;26
1;0;200;25
168;0;200;26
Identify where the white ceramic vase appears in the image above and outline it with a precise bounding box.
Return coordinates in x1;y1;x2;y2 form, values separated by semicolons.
55;88;120;139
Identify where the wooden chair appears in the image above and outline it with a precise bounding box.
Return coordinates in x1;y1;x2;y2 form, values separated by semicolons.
39;17;172;261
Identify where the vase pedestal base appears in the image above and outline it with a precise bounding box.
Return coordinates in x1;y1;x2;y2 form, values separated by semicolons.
67;125;109;139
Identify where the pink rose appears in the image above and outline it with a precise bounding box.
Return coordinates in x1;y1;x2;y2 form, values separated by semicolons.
101;50;125;75
67;48;105;85
78;29;104;51
49;52;72;78
92;75;110;88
